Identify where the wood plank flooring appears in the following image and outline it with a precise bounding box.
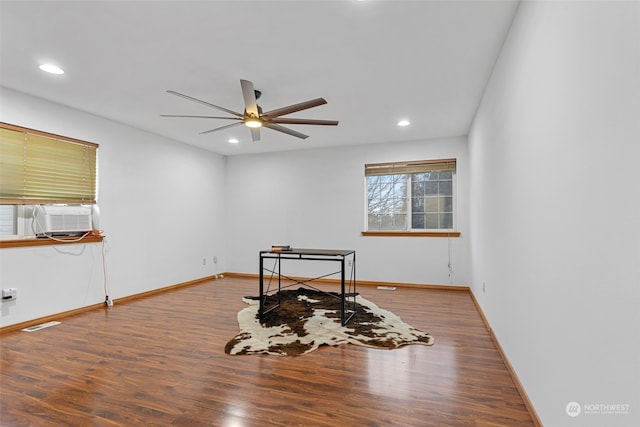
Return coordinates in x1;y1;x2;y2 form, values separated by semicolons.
0;277;535;426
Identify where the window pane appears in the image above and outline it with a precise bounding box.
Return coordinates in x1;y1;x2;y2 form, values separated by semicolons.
439;213;453;229
439;171;452;180
411;180;424;197
425;213;439;229
439;181;452;196
367;180;379;200
425;181;438;195
441;196;453;213
367;177;382;214
380;215;394;230
425;197;439;212
379;182;391;199
392;175;407;200
411;197;424;212
393;198;407;214
412;213;425;229
393;182;406;198
393;214;408;229
0;205;16;236
368;214;381;231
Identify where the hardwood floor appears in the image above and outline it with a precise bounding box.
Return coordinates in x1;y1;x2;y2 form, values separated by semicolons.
0;277;535;426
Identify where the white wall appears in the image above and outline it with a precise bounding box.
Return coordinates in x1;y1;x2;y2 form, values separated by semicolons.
0;87;226;327
225;136;470;287
469;1;640;426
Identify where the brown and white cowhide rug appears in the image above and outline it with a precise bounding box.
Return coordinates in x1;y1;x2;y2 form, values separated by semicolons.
225;287;434;356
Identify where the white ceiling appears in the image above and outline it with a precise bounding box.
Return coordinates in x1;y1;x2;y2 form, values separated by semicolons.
0;0;519;156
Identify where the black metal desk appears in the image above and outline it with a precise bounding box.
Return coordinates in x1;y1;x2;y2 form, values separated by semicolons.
259;248;357;326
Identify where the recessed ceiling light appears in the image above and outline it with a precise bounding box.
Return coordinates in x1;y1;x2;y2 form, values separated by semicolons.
397;119;410;127
228;138;239;144
39;64;64;75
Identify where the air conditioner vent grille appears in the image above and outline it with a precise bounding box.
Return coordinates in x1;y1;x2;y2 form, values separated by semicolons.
36;205;93;235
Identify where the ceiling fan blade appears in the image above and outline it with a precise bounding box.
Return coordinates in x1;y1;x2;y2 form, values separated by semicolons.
199;122;244;135
250;128;261;142
167;90;243;117
161;114;241;120
262;98;328;119
267;118;339;126
240;79;259;117
263;123;309;139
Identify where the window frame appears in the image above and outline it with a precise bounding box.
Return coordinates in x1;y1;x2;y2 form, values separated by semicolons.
363;158;460;238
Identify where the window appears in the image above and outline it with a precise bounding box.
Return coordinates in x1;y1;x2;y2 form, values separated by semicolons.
0;205;17;237
0;122;98;239
365;159;456;232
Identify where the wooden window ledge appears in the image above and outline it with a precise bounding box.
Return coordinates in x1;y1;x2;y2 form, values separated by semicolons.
361;231;461;238
0;235;104;249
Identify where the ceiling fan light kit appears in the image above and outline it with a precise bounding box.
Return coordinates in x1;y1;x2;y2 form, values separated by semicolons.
162;79;338;142
244;118;262;128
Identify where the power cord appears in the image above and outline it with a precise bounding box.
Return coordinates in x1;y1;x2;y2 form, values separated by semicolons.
447;232;454;283
31;205;112;307
101;237;112;308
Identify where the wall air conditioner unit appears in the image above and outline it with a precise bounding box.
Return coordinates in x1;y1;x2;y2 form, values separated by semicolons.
35;205;93;237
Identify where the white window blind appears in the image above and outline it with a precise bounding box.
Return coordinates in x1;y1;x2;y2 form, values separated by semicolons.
0;123;98;205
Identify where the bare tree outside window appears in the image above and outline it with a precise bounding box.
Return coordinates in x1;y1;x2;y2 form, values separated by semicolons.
367;174;408;230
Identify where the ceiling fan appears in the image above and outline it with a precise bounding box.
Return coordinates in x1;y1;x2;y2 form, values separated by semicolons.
161;79;338;142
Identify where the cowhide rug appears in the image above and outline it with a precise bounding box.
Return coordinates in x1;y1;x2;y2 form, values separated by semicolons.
225;287;434;356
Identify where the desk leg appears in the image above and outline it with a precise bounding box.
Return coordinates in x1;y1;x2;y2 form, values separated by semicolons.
341;256;346;326
353;251;357;301
277;254;282;306
259;254;264;322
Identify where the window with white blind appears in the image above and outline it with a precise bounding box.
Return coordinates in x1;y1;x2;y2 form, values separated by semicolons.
0;122;98;238
365;159;456;232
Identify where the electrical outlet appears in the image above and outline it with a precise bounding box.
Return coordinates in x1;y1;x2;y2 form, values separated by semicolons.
482;281;486;293
2;288;17;302
213;256;217;264
202;258;207;266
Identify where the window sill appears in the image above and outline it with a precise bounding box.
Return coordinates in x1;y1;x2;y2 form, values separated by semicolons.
0;235;104;249
361;231;461;238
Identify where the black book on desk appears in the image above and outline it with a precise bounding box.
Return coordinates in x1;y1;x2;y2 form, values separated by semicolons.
272;245;292;252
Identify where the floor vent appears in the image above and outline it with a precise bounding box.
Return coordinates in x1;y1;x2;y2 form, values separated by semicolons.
22;321;61;332
377;286;397;291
